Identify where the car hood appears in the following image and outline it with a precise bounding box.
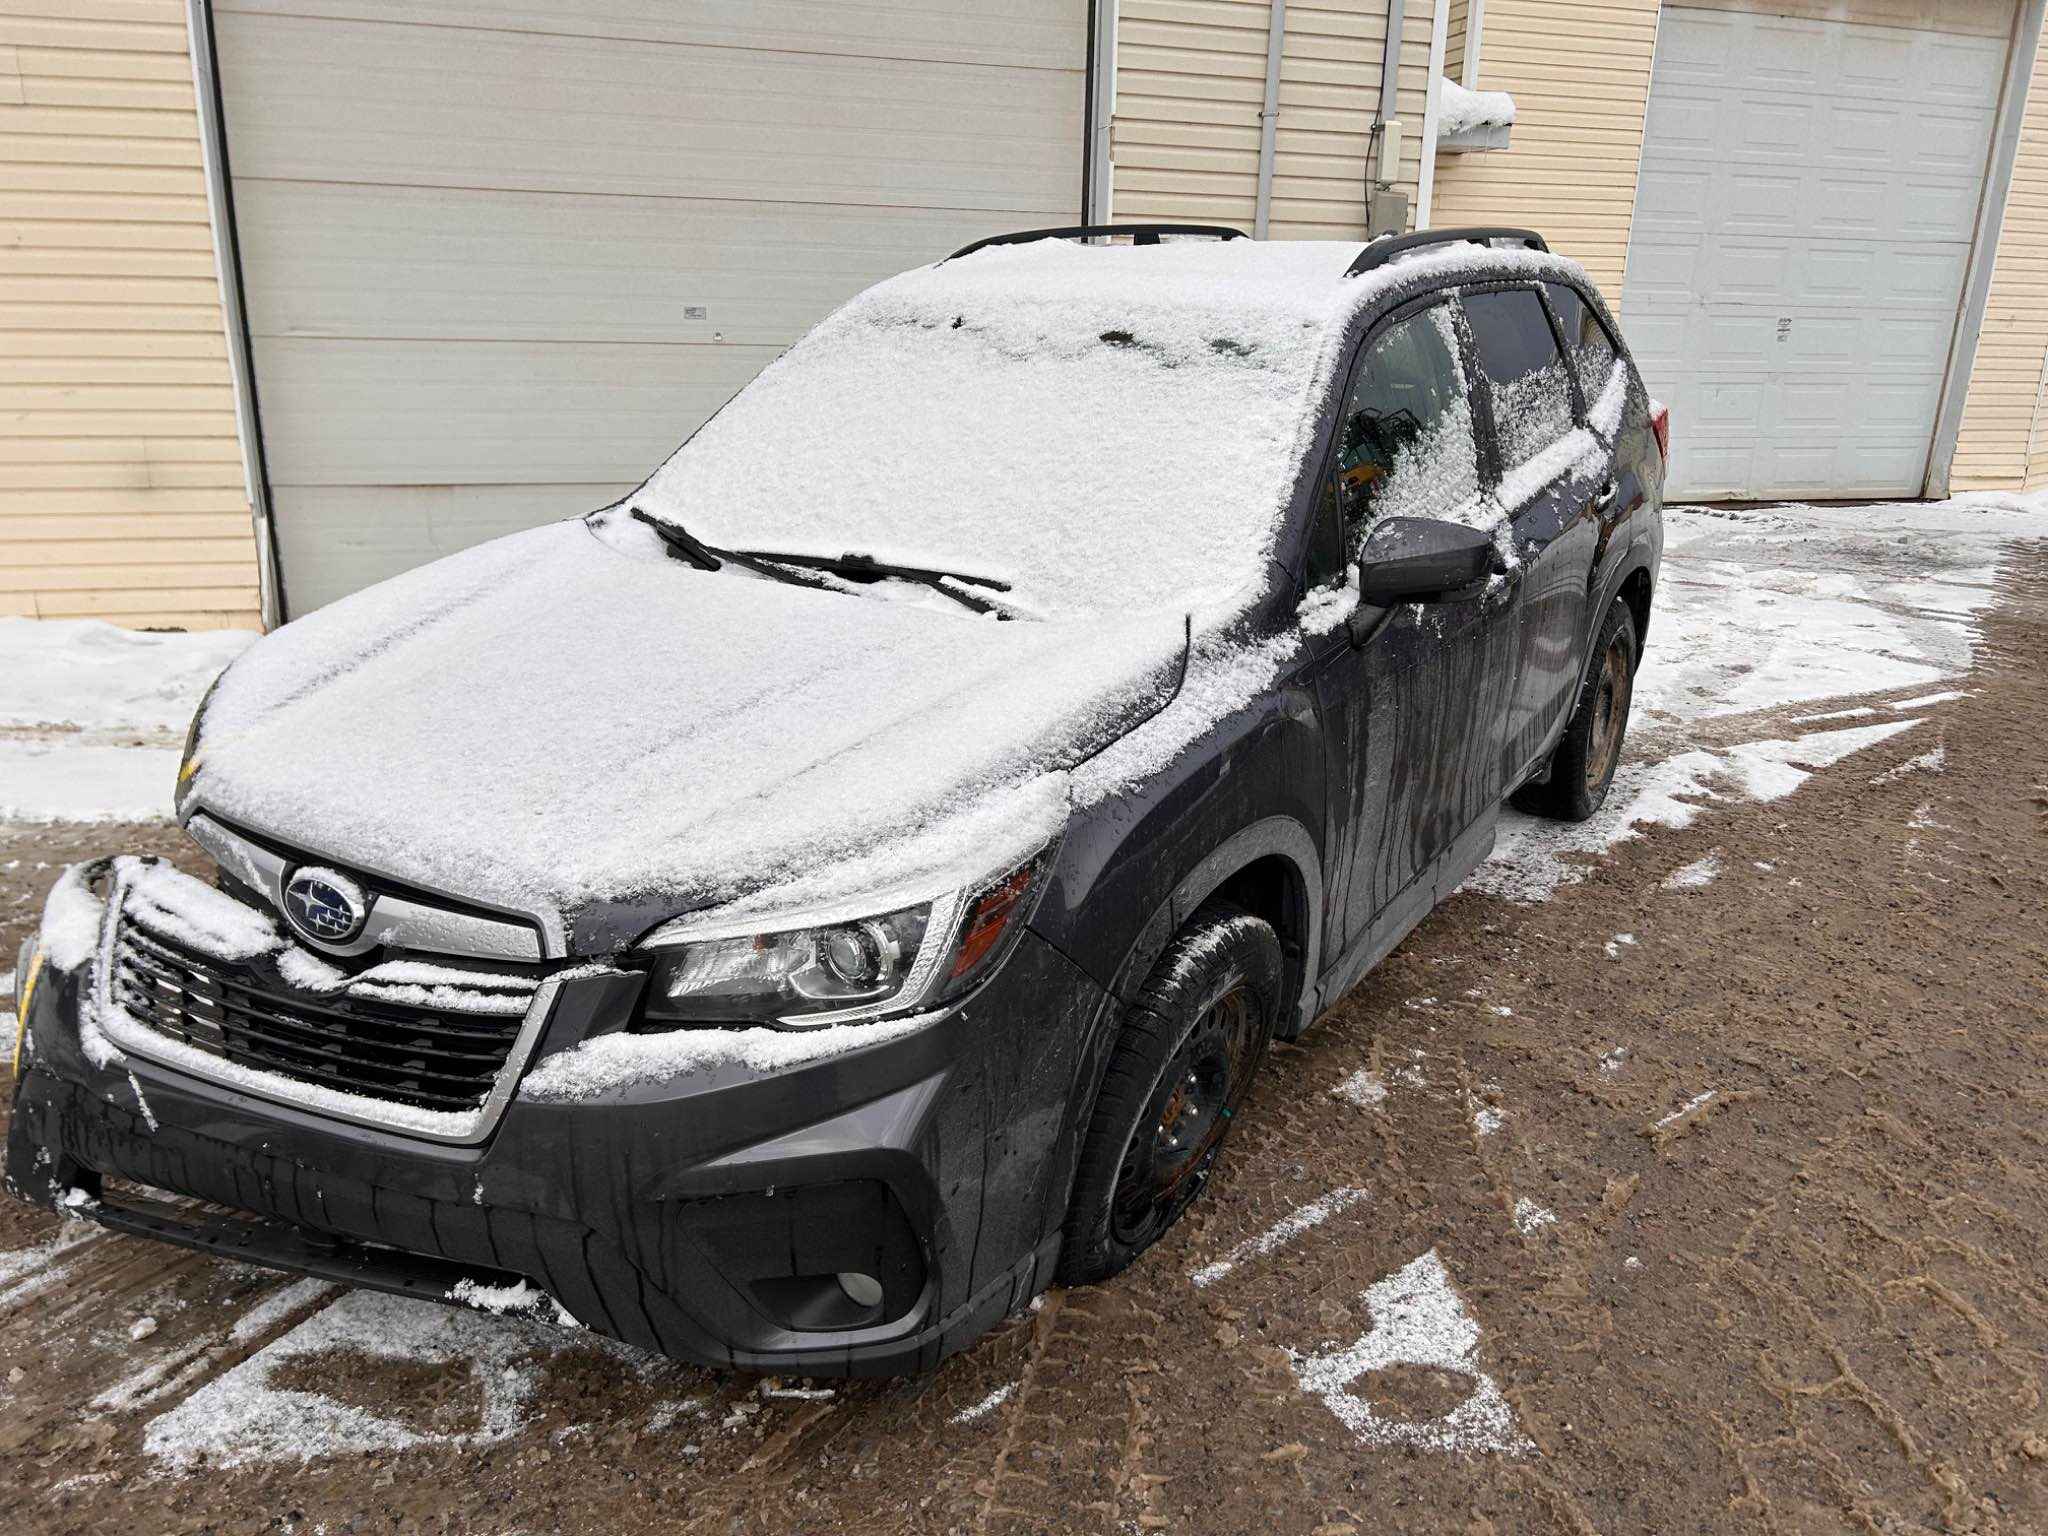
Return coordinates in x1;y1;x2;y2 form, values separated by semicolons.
187;517;1191;950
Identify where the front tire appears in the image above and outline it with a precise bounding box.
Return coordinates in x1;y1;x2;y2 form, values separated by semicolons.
1057;901;1283;1286
1513;598;1639;823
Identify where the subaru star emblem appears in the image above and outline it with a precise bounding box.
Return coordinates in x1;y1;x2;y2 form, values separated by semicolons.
281;866;369;946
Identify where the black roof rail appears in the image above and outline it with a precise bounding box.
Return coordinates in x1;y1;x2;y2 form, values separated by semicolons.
944;223;1249;263
1344;227;1549;278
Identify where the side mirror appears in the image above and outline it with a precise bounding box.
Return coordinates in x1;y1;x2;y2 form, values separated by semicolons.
1355;517;1495;607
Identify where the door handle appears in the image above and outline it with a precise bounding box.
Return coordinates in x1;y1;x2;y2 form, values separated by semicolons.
1593;479;1620;513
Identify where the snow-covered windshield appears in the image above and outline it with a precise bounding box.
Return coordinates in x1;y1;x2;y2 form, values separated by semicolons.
629;239;1362;619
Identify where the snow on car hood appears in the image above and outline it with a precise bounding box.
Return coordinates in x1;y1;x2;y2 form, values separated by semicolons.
187;517;1190;939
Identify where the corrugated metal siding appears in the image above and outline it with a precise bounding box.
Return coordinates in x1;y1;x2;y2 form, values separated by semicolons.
1426;0;1663;303
1953;21;2048;492
1112;0;1431;239
0;1;259;628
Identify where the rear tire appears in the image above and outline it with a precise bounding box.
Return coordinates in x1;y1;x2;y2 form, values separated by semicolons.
1057;902;1283;1286
1512;599;1638;823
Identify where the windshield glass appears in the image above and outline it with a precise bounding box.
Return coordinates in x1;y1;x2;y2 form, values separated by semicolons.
629;239;1359;619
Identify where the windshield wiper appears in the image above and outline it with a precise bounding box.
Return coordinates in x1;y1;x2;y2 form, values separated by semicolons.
630;508;720;569
730;549;1015;618
629;509;1014;617
629;508;829;593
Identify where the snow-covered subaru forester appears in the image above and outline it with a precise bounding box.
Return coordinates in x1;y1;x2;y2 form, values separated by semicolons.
9;226;1664;1375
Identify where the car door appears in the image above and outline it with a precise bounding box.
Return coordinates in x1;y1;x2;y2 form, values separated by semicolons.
1459;284;1614;789
1301;296;1519;982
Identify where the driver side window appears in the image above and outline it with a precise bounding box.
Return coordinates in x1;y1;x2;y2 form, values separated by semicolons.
1330;304;1481;557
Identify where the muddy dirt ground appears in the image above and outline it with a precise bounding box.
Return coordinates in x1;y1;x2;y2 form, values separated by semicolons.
0;552;2043;1536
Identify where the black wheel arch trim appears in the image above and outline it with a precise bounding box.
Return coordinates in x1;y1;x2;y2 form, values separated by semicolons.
1104;815;1324;1045
1037;816;1322;1273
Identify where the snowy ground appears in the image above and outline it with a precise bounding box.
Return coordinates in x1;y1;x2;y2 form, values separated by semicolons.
1466;494;2042;902
0;619;254;823
0;493;2043;1519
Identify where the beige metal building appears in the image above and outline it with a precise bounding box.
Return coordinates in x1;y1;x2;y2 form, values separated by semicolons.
4;0;2044;631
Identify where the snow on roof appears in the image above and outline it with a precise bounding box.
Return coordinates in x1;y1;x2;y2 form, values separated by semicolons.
633;238;1366;620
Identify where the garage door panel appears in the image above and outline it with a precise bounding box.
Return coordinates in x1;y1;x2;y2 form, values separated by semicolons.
1915;106;2006;171
212;1;1087;614
1622;4;2007;500
217;14;1082;211
219;0;1083;71
1629;238;1972;315
1728;172;1804;232
271;483;636;615
234;182;1042;347
1924;35;2012;100
253;338;782;486
1655;8;1738;78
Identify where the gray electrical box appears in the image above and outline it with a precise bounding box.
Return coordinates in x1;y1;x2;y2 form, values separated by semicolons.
1368;189;1411;239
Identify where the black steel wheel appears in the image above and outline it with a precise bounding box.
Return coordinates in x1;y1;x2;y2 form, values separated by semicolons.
1512;598;1640;823
1058;901;1283;1285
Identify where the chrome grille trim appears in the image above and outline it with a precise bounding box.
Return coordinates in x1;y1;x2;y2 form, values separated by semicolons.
92;865;562;1146
184;813;547;963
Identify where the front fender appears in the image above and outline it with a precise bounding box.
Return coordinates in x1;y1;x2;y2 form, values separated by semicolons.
1022;675;1327;1260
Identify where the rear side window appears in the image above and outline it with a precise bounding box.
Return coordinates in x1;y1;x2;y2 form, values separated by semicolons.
1542;281;1621;400
1461;287;1575;471
1330;304;1480;551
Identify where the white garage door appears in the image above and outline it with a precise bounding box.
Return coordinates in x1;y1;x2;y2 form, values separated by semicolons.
1620;6;2008;501
210;2;1090;616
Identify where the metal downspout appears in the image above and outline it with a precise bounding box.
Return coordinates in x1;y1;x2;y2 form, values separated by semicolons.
1380;0;1405;126
185;0;285;629
1417;0;1451;228
1255;0;1288;238
1085;0;1118;223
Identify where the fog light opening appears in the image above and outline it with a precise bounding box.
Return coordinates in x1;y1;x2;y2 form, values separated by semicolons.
837;1271;884;1308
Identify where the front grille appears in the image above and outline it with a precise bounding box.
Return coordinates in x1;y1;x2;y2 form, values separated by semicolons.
110;913;539;1116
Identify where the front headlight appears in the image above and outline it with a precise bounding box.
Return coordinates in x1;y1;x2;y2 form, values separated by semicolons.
635;845;1053;1032
175;673;224;812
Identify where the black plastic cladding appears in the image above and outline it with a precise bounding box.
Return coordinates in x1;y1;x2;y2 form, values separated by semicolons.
12;930;1109;1374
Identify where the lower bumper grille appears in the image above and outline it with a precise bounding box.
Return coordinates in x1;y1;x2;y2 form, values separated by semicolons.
110;917;537;1115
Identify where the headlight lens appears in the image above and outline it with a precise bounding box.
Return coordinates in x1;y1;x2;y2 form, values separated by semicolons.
636;845;1053;1032
646;904;931;1028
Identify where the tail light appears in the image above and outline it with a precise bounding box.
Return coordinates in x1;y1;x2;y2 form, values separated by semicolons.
1649;400;1671;465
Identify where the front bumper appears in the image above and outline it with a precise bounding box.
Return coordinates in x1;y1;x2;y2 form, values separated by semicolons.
7;924;1108;1376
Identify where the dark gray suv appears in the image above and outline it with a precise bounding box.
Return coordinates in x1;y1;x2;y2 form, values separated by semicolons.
9;225;1665;1376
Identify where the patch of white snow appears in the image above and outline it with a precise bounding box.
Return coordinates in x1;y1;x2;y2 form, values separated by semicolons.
1289;1249;1532;1456
1190;1187;1368;1289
